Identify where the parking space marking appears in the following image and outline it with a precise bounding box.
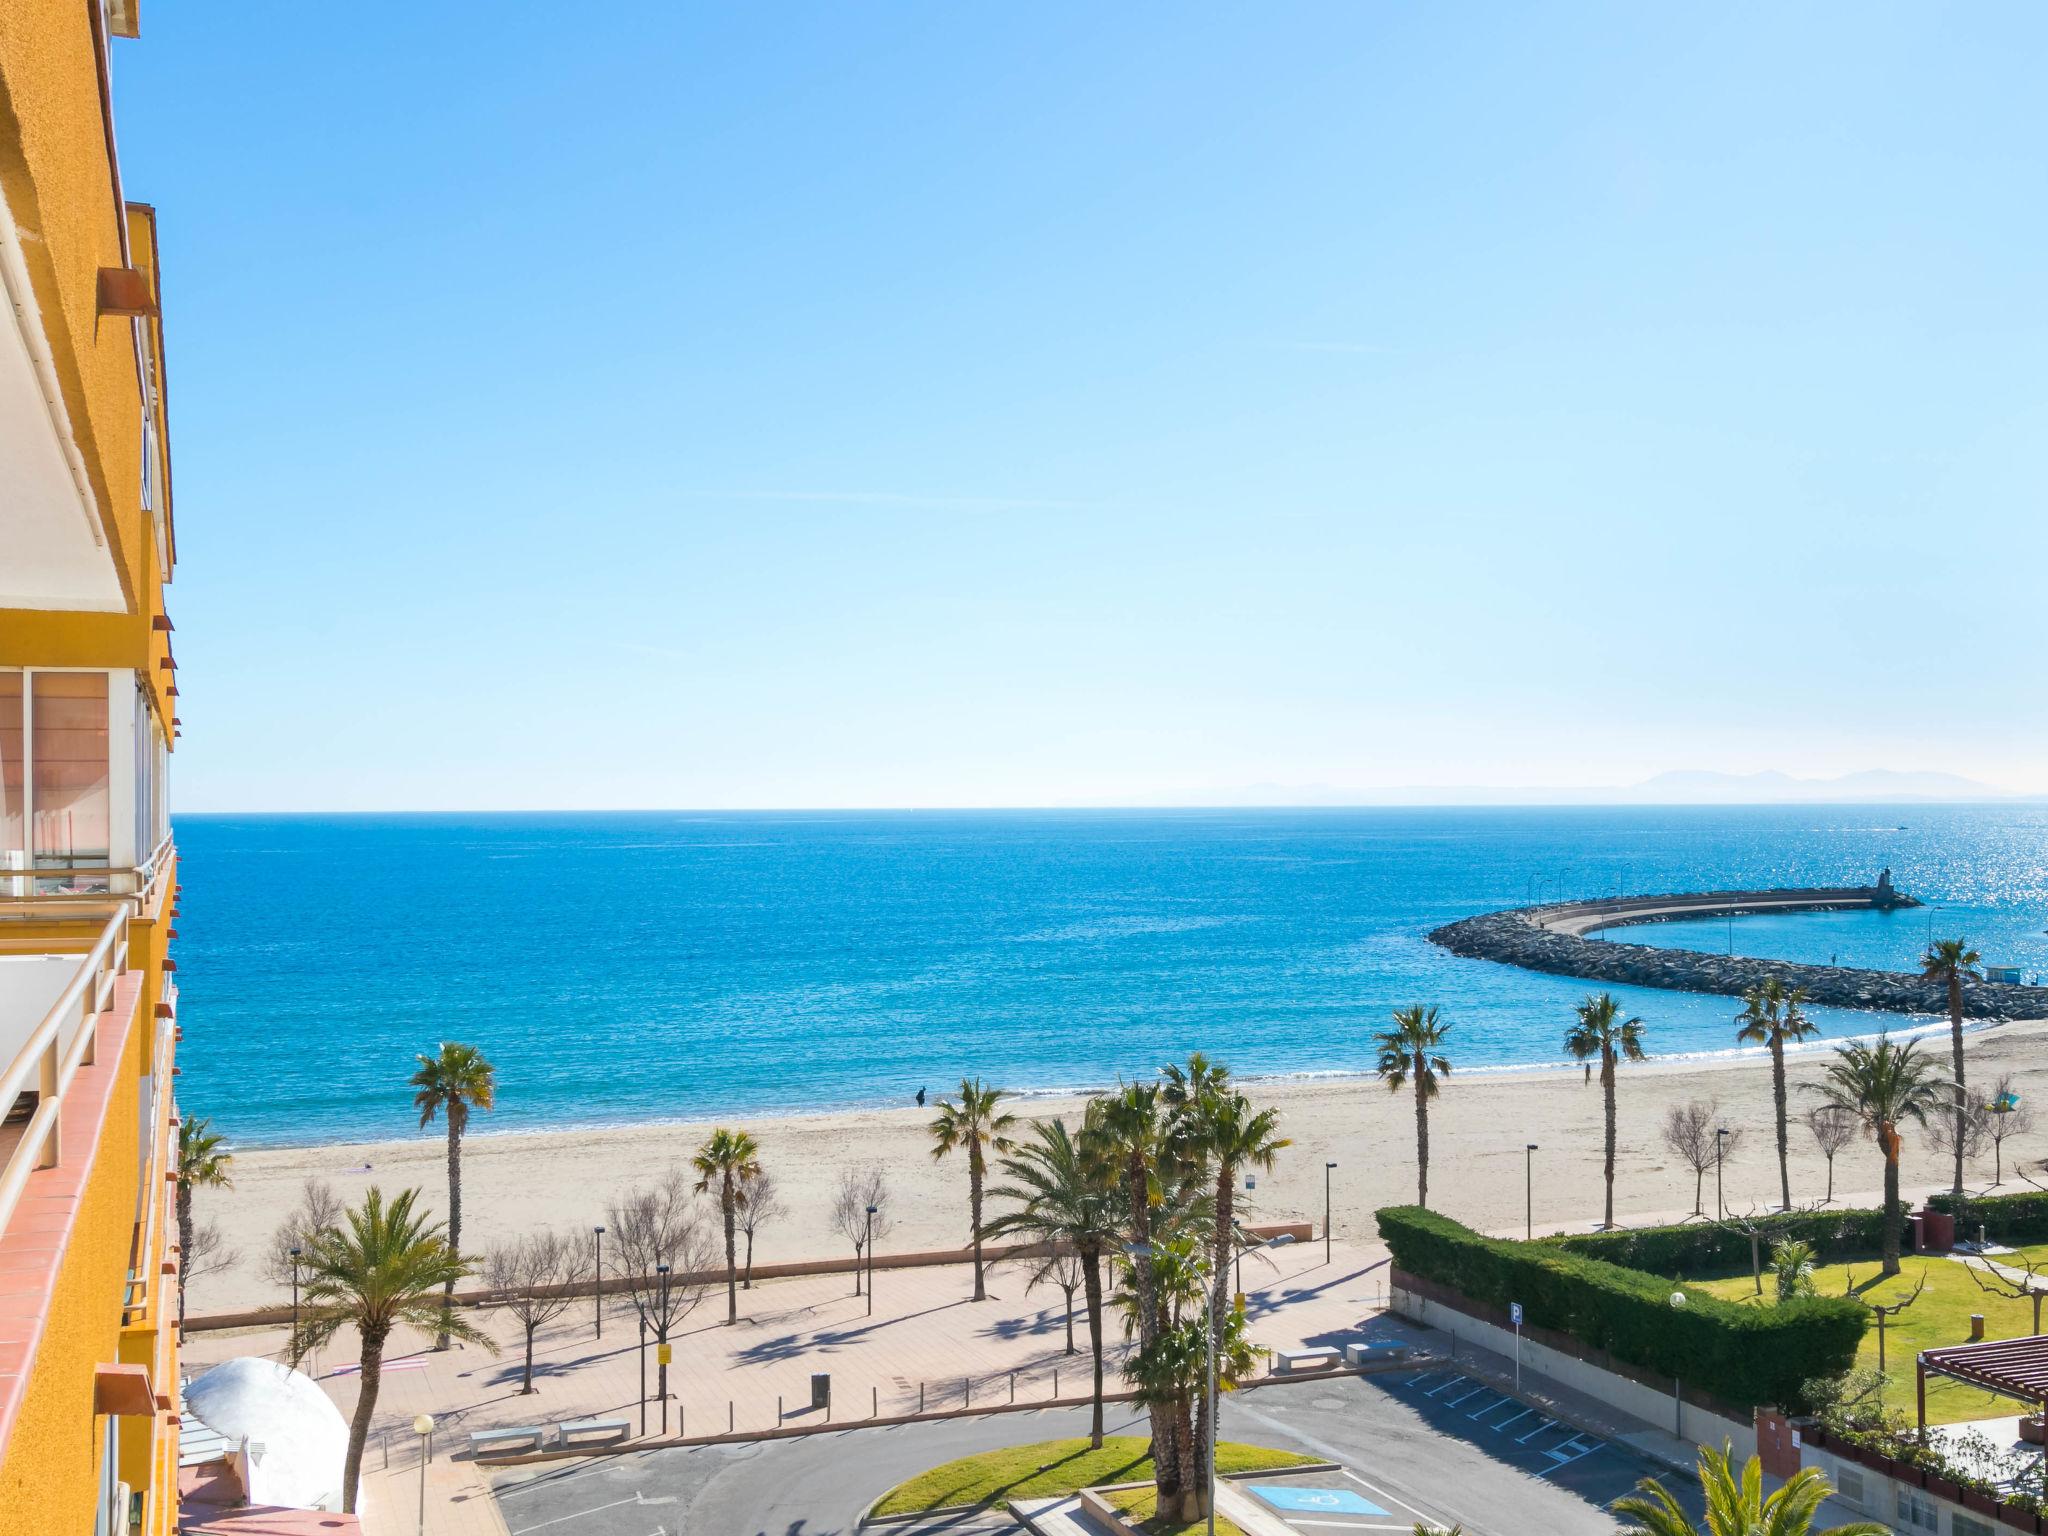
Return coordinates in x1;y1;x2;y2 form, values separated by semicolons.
509;1496;639;1534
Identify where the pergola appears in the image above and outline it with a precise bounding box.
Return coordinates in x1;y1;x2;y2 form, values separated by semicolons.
1918;1336;2048;1438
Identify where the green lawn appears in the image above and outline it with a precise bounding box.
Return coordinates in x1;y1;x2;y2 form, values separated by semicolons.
1697;1254;2047;1426
869;1436;1320;1517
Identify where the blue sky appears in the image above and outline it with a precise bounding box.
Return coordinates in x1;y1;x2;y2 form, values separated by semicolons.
119;4;2048;809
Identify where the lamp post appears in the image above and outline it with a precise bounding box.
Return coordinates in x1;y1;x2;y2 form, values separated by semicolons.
655;1263;672;1435
1324;1162;1336;1265
1524;1144;1538;1241
412;1414;435;1535
288;1245;302;1367
865;1205;877;1317
1232;1218;1243;1297
1715;1128;1729;1220
593;1225;605;1340
637;1313;647;1436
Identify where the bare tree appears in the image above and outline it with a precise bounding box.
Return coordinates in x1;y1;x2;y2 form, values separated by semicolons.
831;1165;893;1297
1016;1243;1085;1355
1804;1105;1858;1204
264;1178;343;1291
1843;1266;1927;1372
734;1167;785;1290
484;1230;579;1393
1662;1102;1740;1218
605;1167;717;1429
1981;1073;2035;1186
183;1219;240;1303
1927;1097;1991;1176
1966;1250;2048;1334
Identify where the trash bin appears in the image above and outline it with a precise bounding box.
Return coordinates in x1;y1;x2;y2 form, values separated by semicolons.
810;1373;830;1411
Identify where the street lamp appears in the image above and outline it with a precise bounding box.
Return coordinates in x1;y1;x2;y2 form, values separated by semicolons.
1715;1128;1729;1220
655;1263;672;1435
412;1414;435;1535
1524;1145;1538;1241
288;1245;302;1367
593;1225;605;1340
865;1205;877;1317
1324;1162;1337;1265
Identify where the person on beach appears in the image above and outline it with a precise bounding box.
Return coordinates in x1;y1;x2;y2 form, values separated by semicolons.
915;1086;927;1107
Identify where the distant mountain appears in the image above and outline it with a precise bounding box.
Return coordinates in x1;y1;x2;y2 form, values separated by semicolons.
1127;769;2034;808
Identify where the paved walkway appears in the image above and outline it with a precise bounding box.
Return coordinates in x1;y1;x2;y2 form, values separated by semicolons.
182;1238;1391;1536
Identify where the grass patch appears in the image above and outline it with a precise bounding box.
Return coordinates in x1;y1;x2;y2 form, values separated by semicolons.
1106;1485;1250;1535
869;1436;1319;1517
1696;1256;2046;1426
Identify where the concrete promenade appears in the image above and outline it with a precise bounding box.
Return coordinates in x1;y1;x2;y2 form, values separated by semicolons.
180;1236;1392;1536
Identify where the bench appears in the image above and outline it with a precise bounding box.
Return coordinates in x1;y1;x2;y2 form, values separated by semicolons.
468;1426;545;1455
556;1418;631;1446
1272;1347;1340;1375
1343;1341;1410;1368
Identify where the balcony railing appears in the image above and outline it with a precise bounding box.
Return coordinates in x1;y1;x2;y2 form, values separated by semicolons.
0;904;130;1243
0;831;175;902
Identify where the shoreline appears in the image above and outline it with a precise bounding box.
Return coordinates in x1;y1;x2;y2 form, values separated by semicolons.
188;1013;2048;1313
211;1004;1985;1157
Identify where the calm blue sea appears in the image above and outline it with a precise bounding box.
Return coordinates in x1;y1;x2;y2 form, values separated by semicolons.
170;807;2048;1148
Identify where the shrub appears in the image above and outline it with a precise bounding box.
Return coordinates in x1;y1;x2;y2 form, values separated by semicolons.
1377;1206;1865;1411
1928;1188;2048;1245
1550;1208;1885;1276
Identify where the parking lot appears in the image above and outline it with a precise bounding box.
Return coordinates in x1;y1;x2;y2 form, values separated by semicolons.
488;1370;1697;1535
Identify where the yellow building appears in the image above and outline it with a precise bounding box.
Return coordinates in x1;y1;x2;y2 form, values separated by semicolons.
0;2;186;1532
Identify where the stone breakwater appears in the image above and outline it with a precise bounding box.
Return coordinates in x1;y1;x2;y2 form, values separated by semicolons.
1428;886;2048;1021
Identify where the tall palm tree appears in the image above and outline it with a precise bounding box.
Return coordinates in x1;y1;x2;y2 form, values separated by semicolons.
1376;1005;1453;1208
929;1077;1017;1301
1094;1080;1183;1506
295;1187;493;1514
1165;1060;1289;1507
175;1116;232;1331
1735;978;1819;1211
984;1116;1121;1447
1921;937;1981;1197
1564;994;1647;1230
408;1041;496;1348
1612;1441;1885;1536
691;1127;762;1325
1812;1034;1947;1275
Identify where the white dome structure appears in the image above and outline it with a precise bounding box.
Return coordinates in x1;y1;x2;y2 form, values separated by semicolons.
183;1357;350;1512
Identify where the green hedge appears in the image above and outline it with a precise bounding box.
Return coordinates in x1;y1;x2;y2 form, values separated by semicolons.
1378;1206;1865;1411
1551;1208;1887;1276
1928;1189;2048;1245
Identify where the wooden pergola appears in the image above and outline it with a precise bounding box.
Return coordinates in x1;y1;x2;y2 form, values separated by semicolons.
1918;1336;2048;1438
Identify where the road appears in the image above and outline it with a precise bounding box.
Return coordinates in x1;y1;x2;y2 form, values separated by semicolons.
489;1374;1695;1536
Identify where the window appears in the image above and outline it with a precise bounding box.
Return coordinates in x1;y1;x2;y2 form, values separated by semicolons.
1895;1485;1939;1532
31;672;110;871
0;673;21;868
1954;1512;1997;1536
1830;1463;1865;1507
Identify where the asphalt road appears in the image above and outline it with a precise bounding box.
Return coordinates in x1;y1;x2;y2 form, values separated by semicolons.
489;1373;1699;1536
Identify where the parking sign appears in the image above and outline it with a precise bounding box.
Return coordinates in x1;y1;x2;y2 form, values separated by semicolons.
1511;1302;1523;1326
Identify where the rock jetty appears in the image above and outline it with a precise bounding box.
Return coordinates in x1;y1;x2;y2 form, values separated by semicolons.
1428;880;2048;1021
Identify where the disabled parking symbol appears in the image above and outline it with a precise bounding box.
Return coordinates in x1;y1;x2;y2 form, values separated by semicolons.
1252;1485;1388;1515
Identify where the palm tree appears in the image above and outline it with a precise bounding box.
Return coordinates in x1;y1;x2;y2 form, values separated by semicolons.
690;1127;762;1325
1812;1034;1947;1275
1094;1080;1183;1507
1564;994;1647;1230
1921;938;1981;1198
295;1187;493;1514
1376;1005;1452;1207
929;1077;1017;1301
408;1041;496;1348
1736;978;1819;1211
1612;1441;1885;1535
984;1116;1120;1447
175;1116;232;1332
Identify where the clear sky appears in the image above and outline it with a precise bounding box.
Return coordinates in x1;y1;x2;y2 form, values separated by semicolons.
119;4;2048;810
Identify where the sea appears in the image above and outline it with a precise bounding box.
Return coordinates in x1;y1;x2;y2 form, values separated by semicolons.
171;806;2048;1149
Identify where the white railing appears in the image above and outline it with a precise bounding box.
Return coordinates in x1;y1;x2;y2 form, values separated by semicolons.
122;997;176;1327
0;905;130;1244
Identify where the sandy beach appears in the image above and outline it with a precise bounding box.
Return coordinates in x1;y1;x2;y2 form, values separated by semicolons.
188;1017;2048;1312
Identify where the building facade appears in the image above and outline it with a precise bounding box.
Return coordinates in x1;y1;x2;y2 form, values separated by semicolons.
0;3;185;1533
